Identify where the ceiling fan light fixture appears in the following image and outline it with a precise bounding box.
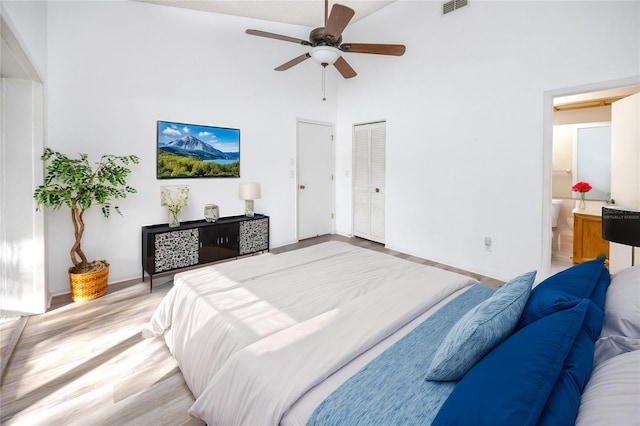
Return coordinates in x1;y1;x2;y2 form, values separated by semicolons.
310;45;341;65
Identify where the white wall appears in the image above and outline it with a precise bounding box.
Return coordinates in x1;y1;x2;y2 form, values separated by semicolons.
0;0;47;80
334;1;640;281
15;1;339;295
6;1;640;296
1;1;48;313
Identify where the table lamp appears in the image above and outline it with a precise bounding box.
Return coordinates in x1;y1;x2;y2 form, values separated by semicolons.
239;182;261;217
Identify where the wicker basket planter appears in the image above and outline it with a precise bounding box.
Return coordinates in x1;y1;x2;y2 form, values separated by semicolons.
69;264;109;302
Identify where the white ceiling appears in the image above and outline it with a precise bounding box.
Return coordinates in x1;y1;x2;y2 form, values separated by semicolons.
137;0;396;28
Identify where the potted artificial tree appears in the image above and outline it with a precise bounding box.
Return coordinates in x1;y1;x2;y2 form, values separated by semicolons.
33;148;140;302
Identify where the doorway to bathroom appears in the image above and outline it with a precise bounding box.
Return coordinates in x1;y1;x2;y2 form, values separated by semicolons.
548;82;640;275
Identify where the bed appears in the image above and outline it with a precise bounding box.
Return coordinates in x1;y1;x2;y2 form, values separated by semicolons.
145;241;640;425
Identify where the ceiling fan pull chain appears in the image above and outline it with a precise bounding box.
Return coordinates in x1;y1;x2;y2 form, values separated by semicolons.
322;64;327;101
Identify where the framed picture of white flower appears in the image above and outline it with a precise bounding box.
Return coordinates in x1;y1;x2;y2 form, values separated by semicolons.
157;120;240;179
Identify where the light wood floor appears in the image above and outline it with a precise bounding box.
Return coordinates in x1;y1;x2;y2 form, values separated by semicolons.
0;235;502;425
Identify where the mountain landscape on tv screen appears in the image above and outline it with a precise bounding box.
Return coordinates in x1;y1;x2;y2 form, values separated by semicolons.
157;133;239;178
159;135;239;161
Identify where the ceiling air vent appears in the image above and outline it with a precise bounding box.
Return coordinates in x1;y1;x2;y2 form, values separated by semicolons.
443;0;468;15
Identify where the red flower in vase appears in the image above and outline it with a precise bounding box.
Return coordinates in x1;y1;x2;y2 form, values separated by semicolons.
572;181;592;193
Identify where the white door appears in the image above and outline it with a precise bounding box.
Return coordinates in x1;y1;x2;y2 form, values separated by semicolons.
609;92;640;272
297;120;334;240
353;122;386;243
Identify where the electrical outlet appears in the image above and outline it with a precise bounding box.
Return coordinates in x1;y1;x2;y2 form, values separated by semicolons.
484;236;492;252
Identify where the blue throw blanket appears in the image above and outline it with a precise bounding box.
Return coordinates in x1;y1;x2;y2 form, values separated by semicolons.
307;284;496;426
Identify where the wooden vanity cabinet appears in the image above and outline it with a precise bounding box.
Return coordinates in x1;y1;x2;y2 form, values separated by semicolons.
573;213;609;264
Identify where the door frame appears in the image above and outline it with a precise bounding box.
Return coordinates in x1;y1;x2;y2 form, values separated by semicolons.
296;118;336;241
542;75;640;278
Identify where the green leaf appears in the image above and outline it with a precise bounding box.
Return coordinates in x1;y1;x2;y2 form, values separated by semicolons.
33;149;140;266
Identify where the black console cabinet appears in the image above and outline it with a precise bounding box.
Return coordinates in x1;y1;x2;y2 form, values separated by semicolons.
142;214;269;291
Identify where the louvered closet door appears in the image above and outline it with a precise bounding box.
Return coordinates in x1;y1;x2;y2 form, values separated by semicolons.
353;122;386;243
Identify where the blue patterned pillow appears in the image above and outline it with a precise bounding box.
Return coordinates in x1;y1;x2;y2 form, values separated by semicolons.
425;271;535;381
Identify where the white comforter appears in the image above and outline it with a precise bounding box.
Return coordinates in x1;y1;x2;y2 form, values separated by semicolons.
145;241;475;424
190;270;473;425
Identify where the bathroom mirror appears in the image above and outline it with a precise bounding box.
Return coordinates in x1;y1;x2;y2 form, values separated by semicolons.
575;125;611;200
552;122;611;202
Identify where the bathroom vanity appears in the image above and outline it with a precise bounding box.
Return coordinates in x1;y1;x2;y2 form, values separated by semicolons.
573;211;609;263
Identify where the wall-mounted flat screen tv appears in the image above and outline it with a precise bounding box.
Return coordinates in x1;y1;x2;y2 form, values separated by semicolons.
157;120;240;179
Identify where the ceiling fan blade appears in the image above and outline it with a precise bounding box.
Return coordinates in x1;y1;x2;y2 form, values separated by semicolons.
246;29;311;46
322;4;355;42
340;43;406;56
275;53;311;71
333;56;357;79
324;0;329;26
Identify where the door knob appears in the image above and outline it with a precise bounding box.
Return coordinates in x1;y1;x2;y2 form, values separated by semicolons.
375;188;380;193
299;185;306;189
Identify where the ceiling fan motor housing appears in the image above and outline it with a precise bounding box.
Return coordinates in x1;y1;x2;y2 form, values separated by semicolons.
310;27;342;46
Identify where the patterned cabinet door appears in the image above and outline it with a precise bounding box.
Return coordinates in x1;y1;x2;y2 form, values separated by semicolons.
154;228;199;273
239;217;269;255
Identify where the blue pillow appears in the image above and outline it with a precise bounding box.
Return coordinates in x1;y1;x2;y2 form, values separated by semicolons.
517;257;607;330
537;327;596;426
588;266;611;311
425;271;535;381
432;299;589;426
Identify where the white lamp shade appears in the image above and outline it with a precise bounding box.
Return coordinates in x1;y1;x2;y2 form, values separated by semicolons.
239;182;261;200
310;45;341;65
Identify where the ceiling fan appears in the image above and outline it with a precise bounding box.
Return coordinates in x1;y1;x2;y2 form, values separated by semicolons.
245;0;406;80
